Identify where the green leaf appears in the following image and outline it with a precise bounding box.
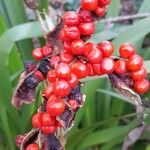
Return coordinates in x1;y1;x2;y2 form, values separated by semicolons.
66;111;145;149
139;0;150;13
76;120;137;150
113;17;150;55
146;145;150;150
107;0;121;17
3;0;34;60
144;61;150;73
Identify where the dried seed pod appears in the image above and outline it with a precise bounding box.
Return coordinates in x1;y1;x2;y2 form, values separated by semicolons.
12;72;37;109
24;0;39;10
109;73;142;105
20;129;39;150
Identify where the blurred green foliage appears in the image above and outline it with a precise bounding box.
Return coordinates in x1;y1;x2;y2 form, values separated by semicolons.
0;0;150;150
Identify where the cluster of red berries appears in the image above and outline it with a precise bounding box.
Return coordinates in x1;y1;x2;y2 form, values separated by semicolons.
28;0;150;149
118;43;149;94
81;0;110;16
31;1;113;139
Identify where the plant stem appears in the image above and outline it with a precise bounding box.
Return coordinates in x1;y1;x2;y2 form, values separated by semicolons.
99;13;150;23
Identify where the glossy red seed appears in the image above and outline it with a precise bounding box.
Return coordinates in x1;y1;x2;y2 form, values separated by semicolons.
92;63;103;75
56;63;71;79
131;68;147;81
98;41;114;57
63;41;72;51
59;29;70;42
119;43;136;59
94;6;106;17
71;62;87;79
87;46;103;63
67;73;79;87
71;39;84;55
42;112;55;126
63;11;79;26
87;63;94;76
46;95;66;116
44;84;54;99
47;70;57;83
41;45;52;57
114;59;127;75
32;48;43;61
64;26;80;40
60;52;74;64
50;56;60;68
26;143;39;150
134;79;149;94
79;22;95;36
98;0;111;6
83;43;94;56
127;54;143;71
34;70;44;81
81;0;98;11
68;99;79;111
41;126;56;135
32;112;43;128
101;57;115;74
53;80;71;97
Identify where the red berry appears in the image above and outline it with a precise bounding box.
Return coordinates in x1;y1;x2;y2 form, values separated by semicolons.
68;99;79;111
87;63;94;76
94;6;106;17
32;112;43;128
56;63;71;79
41;126;56;134
81;0;98;11
46;95;66;116
42;112;55;126
63;41;72;51
127;54;143;71
71;62;87;79
98;0;111;6
44;84;54;98
83;43;94;56
60;52;74;64
92;63;102;75
63;11;79;26
34;70;44;81
59;29;65;41
41;45;52;57
67;73;79;87
133;79;149;94
79;22;95;36
78;9;93;22
114;59;127;75
100;57;115;74
131;68;147;81
47;70;57;83
119;43;136;59
87;45;103;63
71;39;84;55
50;56;60;68
98;41;114;57
26;143;39;150
32;48;43;61
64;26;80;40
53;80;71;97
